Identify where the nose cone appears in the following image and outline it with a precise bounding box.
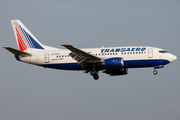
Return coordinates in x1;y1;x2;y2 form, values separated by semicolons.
169;54;177;62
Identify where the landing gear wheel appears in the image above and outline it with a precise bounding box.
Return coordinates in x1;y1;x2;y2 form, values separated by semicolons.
93;74;99;80
153;70;157;75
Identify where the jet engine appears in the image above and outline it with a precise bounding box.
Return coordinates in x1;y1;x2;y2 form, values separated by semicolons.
103;68;128;76
104;57;124;69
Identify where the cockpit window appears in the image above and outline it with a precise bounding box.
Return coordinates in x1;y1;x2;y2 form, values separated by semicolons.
159;50;168;53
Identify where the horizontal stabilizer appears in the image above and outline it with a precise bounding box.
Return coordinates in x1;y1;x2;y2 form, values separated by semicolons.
4;47;31;56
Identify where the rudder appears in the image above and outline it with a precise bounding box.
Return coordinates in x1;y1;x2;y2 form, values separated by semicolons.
11;20;44;51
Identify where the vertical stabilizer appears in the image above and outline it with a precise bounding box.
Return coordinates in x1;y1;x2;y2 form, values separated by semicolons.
11;20;44;51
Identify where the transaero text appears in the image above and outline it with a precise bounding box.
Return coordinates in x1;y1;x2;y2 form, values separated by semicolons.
101;47;146;53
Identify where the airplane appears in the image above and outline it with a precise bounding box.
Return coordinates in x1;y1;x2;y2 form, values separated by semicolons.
4;20;177;80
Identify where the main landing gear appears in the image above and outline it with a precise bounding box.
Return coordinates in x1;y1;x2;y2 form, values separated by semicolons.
90;71;99;80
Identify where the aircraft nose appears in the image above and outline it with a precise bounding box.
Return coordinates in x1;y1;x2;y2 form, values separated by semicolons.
169;54;177;62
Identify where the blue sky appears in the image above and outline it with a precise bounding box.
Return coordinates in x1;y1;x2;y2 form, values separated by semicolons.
0;0;180;120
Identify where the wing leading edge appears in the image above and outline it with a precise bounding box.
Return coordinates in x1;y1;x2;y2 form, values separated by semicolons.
61;44;102;63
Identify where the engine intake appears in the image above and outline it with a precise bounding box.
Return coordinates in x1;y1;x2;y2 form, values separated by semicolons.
104;57;124;69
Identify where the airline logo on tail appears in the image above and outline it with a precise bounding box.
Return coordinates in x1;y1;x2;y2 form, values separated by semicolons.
13;21;44;51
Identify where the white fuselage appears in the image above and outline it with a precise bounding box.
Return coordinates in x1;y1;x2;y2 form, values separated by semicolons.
6;20;177;79
18;46;176;70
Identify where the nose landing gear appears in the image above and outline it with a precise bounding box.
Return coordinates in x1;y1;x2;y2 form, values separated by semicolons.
153;65;164;75
153;69;158;75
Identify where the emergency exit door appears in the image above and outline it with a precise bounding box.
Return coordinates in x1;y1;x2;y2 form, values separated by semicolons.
101;52;105;59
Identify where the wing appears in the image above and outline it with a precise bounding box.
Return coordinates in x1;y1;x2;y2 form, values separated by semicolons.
61;44;102;63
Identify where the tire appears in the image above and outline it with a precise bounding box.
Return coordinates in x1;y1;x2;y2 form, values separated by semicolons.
153;70;157;75
93;74;99;80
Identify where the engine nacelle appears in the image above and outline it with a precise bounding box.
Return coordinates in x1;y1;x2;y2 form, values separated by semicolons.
103;68;128;76
104;57;124;69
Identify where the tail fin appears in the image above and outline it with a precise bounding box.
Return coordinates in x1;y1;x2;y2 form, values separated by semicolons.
11;20;44;51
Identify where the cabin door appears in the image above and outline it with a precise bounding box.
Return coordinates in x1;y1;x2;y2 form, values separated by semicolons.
148;48;153;58
44;53;49;63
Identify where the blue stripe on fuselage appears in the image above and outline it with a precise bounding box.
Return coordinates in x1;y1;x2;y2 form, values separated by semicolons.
41;63;82;70
123;59;170;68
40;59;170;70
15;55;21;61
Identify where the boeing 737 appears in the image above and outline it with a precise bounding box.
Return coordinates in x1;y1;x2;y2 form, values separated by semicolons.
4;20;177;80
